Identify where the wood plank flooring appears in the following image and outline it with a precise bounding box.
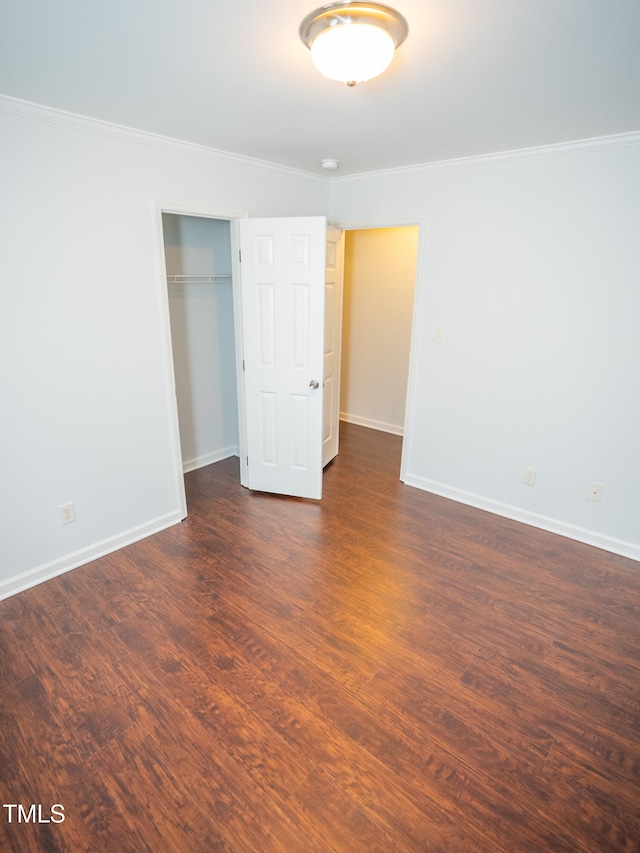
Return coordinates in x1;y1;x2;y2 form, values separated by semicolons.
1;422;640;852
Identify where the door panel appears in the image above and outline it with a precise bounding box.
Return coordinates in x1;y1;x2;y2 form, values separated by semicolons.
239;216;326;499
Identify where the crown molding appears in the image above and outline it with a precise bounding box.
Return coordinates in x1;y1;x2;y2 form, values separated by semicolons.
2;93;638;183
0;93;329;184
331;129;640;183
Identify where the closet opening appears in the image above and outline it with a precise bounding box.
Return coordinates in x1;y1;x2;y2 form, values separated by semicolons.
161;212;240;512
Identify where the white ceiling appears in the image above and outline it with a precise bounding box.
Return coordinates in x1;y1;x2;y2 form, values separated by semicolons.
2;0;639;176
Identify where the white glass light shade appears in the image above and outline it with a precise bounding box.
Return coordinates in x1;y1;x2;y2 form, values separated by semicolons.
311;23;395;85
300;4;408;87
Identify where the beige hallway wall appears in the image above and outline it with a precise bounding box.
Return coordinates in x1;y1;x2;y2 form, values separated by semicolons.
340;227;418;435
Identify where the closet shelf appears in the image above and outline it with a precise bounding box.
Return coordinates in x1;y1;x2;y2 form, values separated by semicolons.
167;274;232;284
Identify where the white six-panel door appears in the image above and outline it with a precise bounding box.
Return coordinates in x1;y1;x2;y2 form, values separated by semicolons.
238;216;326;499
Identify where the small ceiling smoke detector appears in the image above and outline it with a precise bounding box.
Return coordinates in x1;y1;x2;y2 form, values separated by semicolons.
321;159;339;170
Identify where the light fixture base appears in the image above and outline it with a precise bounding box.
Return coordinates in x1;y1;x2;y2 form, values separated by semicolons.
300;2;408;51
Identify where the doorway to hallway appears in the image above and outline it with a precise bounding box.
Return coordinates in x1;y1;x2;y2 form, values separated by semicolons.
340;226;419;437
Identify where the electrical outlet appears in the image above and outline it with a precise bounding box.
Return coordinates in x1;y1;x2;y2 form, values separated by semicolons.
587;482;604;502
59;502;76;525
523;468;537;487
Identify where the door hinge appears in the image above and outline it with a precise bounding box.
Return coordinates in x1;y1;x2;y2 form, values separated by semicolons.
238;249;242;263
246;456;249;466
242;359;245;371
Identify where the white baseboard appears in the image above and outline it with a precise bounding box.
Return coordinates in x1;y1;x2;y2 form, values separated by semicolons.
0;511;183;601
340;413;404;436
402;473;640;563
182;445;239;473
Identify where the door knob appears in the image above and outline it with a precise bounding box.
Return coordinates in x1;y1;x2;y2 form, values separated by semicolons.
309;379;320;389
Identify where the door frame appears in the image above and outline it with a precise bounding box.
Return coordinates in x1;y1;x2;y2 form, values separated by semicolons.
152;198;248;518
329;215;426;483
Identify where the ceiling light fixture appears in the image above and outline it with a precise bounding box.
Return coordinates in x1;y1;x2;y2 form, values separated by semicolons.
300;2;408;87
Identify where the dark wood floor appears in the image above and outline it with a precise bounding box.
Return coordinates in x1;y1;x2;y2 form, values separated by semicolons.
1;423;640;852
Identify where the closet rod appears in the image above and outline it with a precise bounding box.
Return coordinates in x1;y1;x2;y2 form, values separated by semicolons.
166;274;232;283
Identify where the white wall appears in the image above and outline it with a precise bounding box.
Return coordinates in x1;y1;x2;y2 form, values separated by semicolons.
163;213;231;277
163;214;238;471
0;98;329;597
331;139;640;560
1;96;637;603
340;227;418;435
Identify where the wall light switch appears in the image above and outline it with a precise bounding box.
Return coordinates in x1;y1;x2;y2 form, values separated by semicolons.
433;327;444;343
